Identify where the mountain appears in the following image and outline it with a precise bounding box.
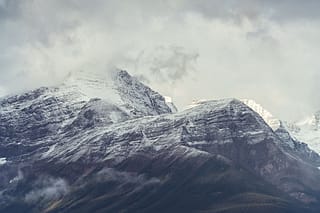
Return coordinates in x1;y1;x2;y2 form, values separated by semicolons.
242;99;320;167
1;70;320;213
0;70;173;144
242;100;320;157
287;111;320;154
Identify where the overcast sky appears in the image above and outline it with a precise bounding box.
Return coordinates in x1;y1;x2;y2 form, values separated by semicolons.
1;0;320;121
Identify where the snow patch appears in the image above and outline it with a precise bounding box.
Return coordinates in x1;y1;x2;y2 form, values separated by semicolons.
164;96;178;113
42;144;57;158
164;96;172;103
0;158;7;165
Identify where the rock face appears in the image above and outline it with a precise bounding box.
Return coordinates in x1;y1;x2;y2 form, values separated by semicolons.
243;99;320;158
243;99;320;167
242;99;281;130
0;71;320;213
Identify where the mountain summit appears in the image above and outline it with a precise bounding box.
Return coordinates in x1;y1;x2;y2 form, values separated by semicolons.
64;69;174;117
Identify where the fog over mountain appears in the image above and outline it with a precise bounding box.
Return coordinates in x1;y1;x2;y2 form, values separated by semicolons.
1;0;320;121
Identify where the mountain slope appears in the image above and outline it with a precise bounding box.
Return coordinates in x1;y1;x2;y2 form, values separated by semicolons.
242;99;320;158
242;99;320;167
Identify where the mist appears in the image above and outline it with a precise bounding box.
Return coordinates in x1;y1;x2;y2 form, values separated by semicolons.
24;177;69;204
1;0;320;121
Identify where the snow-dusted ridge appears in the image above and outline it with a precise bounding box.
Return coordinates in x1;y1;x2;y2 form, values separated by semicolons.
36;98;305;163
241;99;281;131
241;99;320;163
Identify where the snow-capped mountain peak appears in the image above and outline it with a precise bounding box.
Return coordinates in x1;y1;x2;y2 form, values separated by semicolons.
62;69;173;117
0;69;174;149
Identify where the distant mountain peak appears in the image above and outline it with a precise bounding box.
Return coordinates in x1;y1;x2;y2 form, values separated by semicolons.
289;110;320;154
296;111;320;130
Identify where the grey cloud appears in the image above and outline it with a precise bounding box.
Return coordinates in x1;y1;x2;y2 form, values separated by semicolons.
259;0;320;21
180;0;320;22
246;28;278;47
0;0;22;20
311;71;320;110
0;0;320;121
133;46;199;84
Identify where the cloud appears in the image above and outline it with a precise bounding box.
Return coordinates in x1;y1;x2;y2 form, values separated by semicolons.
24;177;69;204
0;86;6;97
97;168;161;186
1;0;320;120
9;169;24;184
180;0;320;22
133;45;199;84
